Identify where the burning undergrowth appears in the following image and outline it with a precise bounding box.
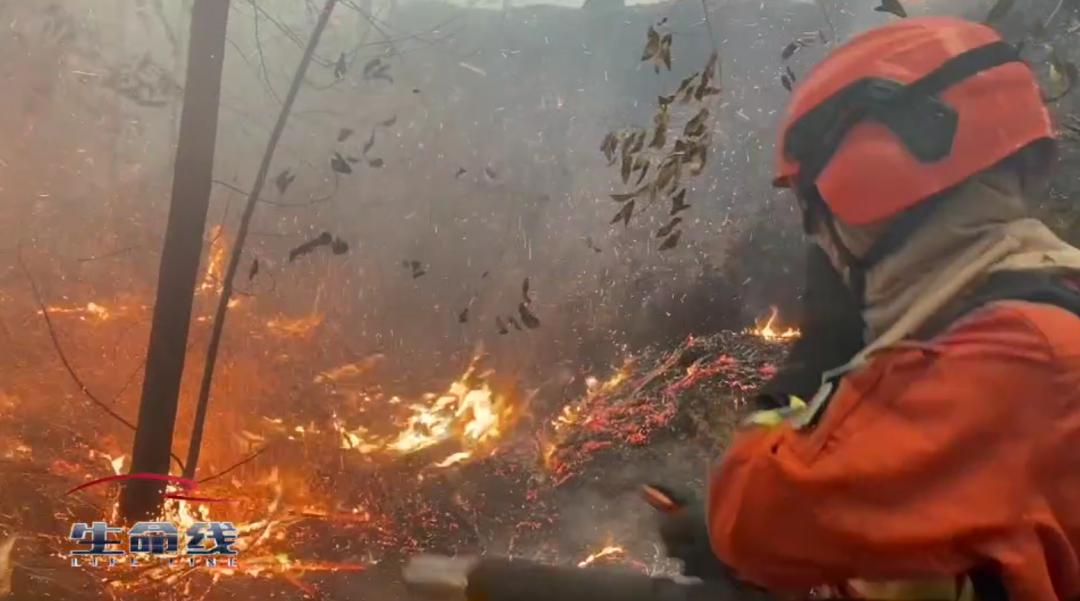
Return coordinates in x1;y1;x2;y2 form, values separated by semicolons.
0;288;795;599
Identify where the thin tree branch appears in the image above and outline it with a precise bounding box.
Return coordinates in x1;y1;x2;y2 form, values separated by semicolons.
76;246;141;263
197;445;269;484
250;0;283;104
16;249;186;472
184;0;341;480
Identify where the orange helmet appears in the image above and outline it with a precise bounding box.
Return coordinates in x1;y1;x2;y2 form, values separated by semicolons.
774;17;1053;226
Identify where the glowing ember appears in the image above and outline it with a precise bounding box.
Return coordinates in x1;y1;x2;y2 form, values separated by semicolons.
577;545;625;568
42;301;117;321
265;313;323;337
748;306;801;341
198;225;227;294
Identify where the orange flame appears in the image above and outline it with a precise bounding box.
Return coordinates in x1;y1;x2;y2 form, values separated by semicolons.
749;307;801;341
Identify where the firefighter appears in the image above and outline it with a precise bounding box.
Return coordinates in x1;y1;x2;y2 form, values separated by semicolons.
706;16;1080;601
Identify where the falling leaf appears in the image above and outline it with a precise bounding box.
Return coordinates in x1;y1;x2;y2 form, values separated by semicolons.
337;128;354;142
874;0;907;18
611;200;635;226
0;535;15;597
508;316;523;331
522;277;531;304
658;230;681;251
610;183;649;202
984;0;1016;23
781;41;800;60
786;65;797;82
363;57;382;77
484;166;498;180
334;52;347;79
379;115;397;128
585;236;603;253
458;307;469;323
688;144;707;175
650;107;669;149
518;303;541;329
362;130;377;155
331;237;349;255
656;217;682;238
781;74;793;91
274;168;295;194
670;188;690;215
403;260;427;279
455;167;468;178
248;258;259;281
496;316;509;335
413;88;421;94
600;131;619;164
367;158;384;168
641;26;661;61
366;62;393;83
655;157;680;192
288;232;332;262
675;73;699;98
330;152;353;174
684;108;709;137
620;153;633;184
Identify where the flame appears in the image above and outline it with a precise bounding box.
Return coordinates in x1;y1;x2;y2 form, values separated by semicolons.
42;301;117;321
749;307;801;341
577;545;625;568
198;226;227;294
327;355;516;468
265;313;324;337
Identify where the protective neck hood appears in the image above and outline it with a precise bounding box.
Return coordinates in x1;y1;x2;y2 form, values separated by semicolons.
827;172;1080;343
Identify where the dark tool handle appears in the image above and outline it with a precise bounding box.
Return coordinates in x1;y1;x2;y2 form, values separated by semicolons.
466;558;773;601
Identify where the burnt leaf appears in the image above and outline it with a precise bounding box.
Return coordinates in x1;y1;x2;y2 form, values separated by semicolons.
585;236;603;253
288;231;333;262
670;188;690;215
522;277;531;304
781;41;800;61
330;237;349;255
686;143;707;176
367;158;385;168
658;93;675;107
274;168;295;194
330;152;353;174
650;107;669;149
684;107;710;138
642;26;661;61
458;307;469;323
402;260;427;278
874;0;907;18
656;217;682;238
786;65;797;82
363;57;382;77
601;131;619;164
248;257;259;281
611;199;635;226
379;115;397;128
368;62;393;83
985;0;1016;23
659;34;673;70
455;167;468;178
621;152;633;184
508;316;523;331
781;74;793;91
676;73;699;97
658;230;681;251
496;316;509;335
484;166;498;180
518;303;541;329
655;157;680;192
337;128;354;142
635;159;651;185
334;52;347;79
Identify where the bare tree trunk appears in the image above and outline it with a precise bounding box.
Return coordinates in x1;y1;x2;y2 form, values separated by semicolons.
119;0;231;523
183;0;339;480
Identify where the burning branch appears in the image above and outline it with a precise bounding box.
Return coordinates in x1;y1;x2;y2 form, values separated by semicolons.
184;0;341;480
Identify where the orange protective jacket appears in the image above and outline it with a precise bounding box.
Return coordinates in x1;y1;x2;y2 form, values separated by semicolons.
708;299;1080;600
